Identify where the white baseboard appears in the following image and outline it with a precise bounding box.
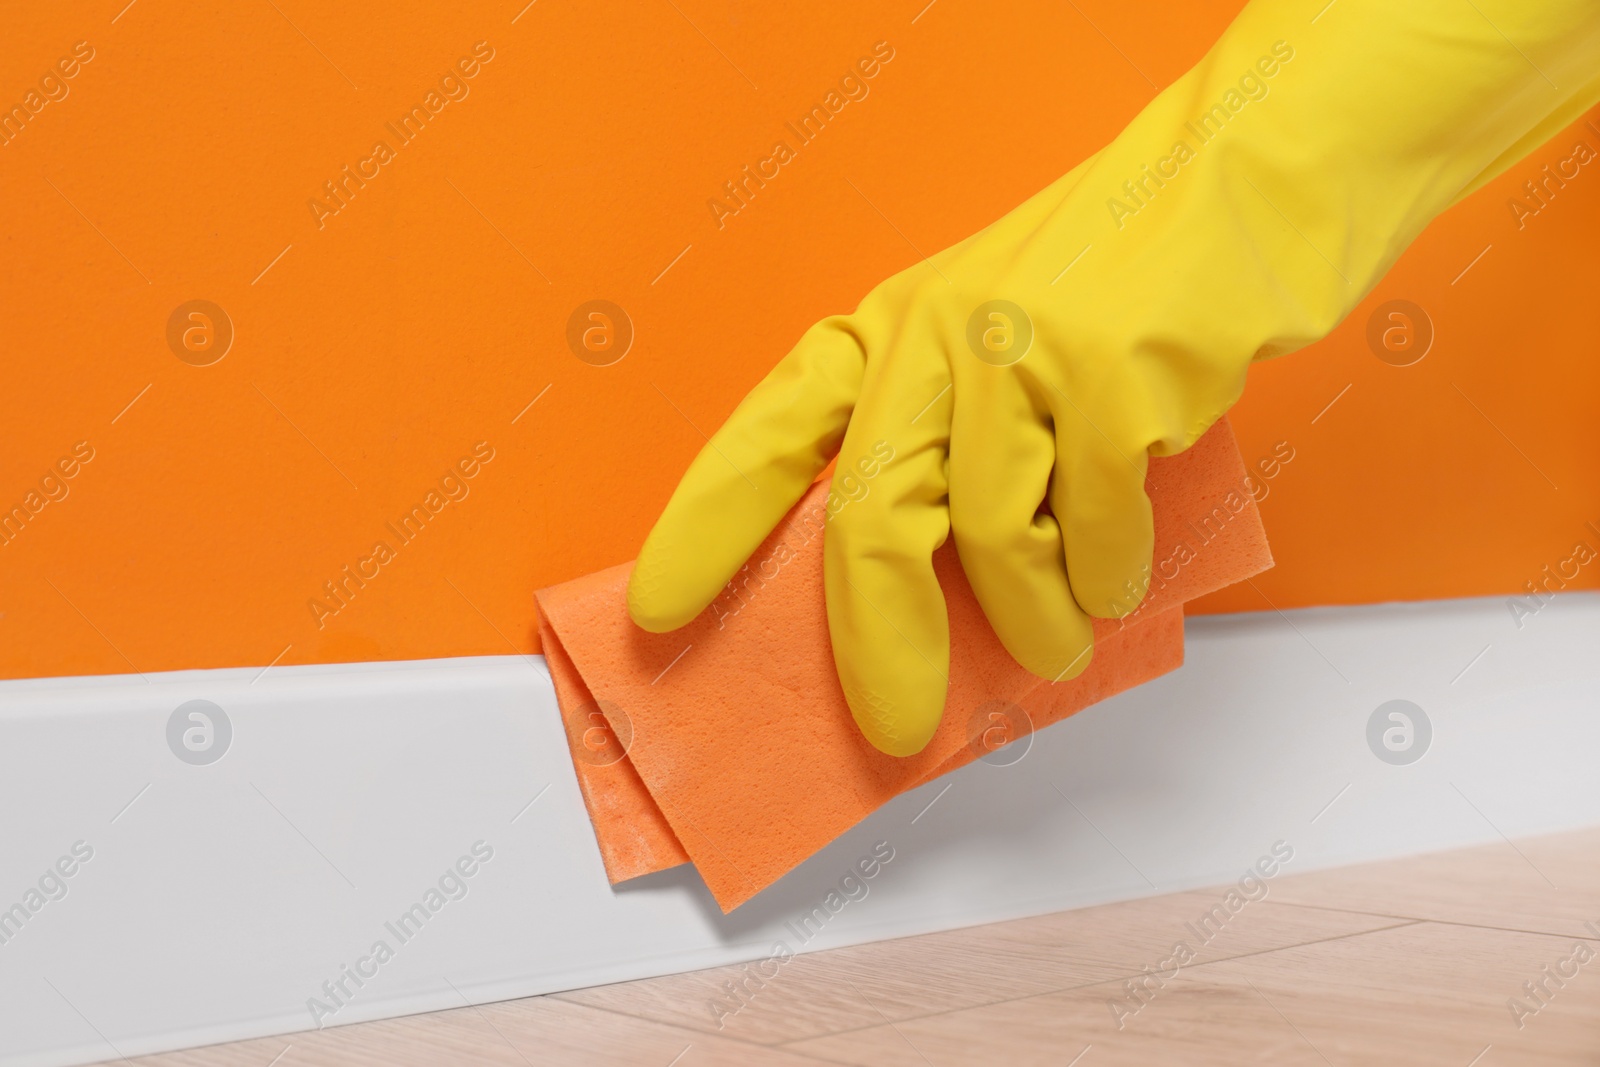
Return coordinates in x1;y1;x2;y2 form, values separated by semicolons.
2;593;1596;1066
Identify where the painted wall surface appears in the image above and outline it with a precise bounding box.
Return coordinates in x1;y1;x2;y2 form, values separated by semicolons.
2;0;1596;680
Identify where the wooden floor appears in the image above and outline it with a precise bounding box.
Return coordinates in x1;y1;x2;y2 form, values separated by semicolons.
115;827;1600;1066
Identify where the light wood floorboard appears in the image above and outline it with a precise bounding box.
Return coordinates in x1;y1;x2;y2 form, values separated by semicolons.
112;826;1600;1066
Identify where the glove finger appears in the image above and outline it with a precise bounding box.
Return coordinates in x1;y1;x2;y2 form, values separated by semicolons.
824;339;952;757
1050;398;1155;620
629;317;864;632
948;368;1094;682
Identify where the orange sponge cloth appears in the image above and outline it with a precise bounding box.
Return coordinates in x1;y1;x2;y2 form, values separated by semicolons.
536;419;1272;912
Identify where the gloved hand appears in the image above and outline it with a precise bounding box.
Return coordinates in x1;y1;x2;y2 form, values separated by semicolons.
629;0;1600;756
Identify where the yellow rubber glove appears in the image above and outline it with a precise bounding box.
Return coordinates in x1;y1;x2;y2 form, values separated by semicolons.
630;0;1600;756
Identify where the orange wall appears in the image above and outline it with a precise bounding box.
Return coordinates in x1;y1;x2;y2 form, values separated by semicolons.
2;0;1596;681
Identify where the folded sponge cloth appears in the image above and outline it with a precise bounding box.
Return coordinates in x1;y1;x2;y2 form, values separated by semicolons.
536;418;1272;912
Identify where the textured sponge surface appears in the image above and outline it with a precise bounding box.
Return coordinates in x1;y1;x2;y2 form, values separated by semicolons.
537;418;1272;912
